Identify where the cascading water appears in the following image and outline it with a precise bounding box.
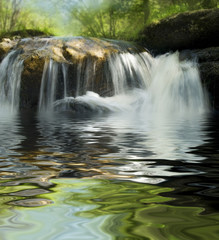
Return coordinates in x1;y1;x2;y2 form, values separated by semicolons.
50;51;208;118
142;52;208;118
38;59;59;112
0;50;24;114
0;37;208;117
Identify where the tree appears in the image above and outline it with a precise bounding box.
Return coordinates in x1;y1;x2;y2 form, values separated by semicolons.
69;0;151;40
0;0;23;32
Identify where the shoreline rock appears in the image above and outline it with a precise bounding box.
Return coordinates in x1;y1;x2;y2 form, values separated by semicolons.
139;9;219;53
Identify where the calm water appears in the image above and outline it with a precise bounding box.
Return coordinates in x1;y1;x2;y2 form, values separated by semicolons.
0;110;219;240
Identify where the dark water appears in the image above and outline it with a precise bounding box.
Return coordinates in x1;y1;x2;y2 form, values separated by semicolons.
0;110;219;240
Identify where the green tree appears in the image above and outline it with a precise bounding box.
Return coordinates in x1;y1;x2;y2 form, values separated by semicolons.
0;0;217;38
0;0;23;32
69;0;151;40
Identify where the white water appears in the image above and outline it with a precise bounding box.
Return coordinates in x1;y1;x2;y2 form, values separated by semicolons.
38;59;59;112
51;51;208;118
0;43;208;118
0;50;23;114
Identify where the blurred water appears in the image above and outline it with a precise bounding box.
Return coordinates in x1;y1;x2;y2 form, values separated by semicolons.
0;50;23;113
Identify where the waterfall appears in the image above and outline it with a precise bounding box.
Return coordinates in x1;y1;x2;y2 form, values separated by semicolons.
0;50;24;114
50;52;207;117
62;63;68;99
142;52;208;118
0;37;208;117
38;59;59;112
107;52;152;95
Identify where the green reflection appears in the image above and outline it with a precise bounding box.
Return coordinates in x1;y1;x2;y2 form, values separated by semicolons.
0;178;219;240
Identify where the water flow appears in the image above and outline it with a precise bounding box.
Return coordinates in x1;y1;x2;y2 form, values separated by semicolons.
50;51;208;117
49;50;154;113
107;52;152;94
142;52;208;119
62;63;68;98
0;40;208;117
0;50;24;114
38;59;59;112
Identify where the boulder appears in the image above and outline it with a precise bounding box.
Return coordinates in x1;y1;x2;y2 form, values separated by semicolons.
0;37;121;108
139;9;219;53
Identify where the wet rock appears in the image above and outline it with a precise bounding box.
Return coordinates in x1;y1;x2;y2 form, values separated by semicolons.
179;47;219;62
139;9;219;53
20;54;45;108
0;38;18;60
200;61;219;109
179;47;219;110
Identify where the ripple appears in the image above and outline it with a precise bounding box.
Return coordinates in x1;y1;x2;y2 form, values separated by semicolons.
9;189;50;197
9;198;54;207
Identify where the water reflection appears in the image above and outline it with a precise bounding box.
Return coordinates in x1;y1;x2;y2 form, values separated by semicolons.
0;113;24;158
36;111;209;183
0;111;219;239
0;110;213;189
1;179;219;240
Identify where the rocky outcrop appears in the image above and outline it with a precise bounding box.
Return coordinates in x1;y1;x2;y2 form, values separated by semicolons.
0;37;123;108
139;8;219;53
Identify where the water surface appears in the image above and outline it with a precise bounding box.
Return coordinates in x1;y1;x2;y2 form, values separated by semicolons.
0;110;219;240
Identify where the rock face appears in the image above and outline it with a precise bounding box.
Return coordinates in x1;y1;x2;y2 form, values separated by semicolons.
139;9;219;53
197;49;219;110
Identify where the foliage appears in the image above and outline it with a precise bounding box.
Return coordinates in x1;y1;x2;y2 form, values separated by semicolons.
0;0;23;32
0;0;57;36
67;0;218;40
68;0;151;40
0;0;218;39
